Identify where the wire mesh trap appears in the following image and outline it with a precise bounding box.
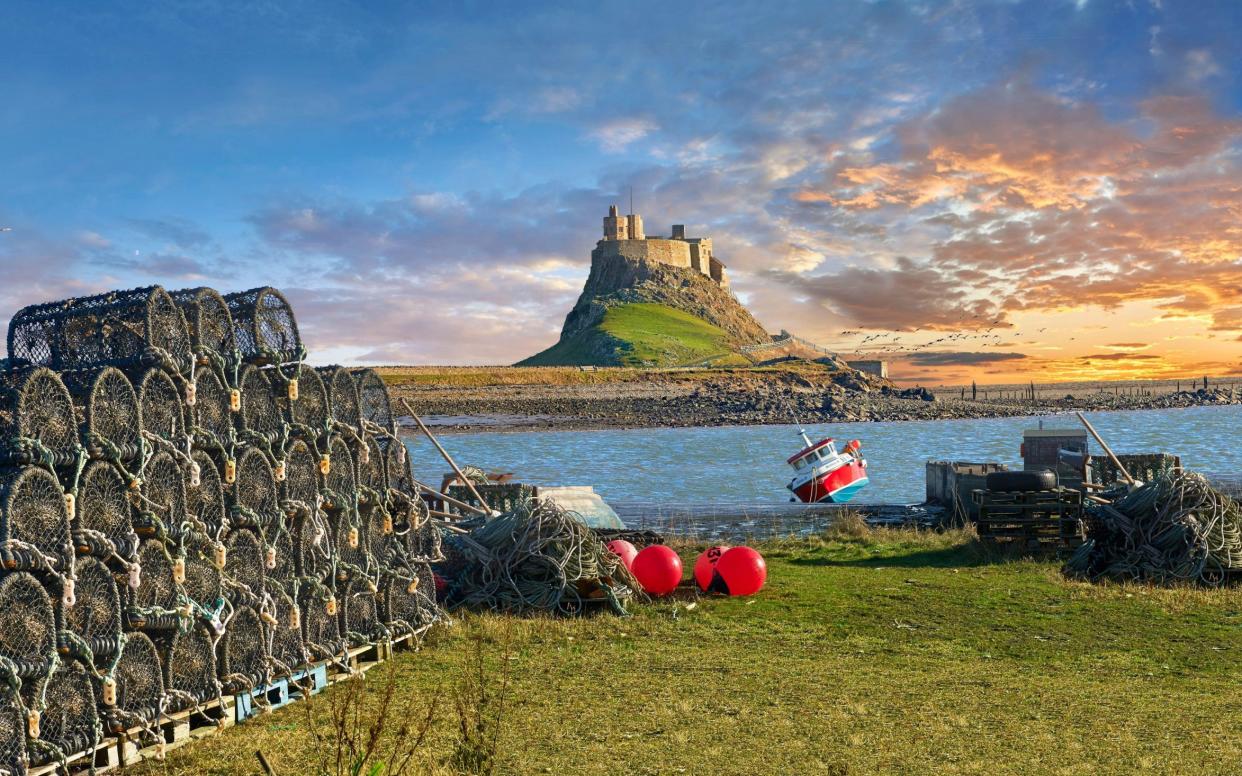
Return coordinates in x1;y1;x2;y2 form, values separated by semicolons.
331;511;370;577
127;539;181;627
339;577;381;647
236;365;283;447
0;365;80;467
286;365;329;438
61;555;122;664
0;465;72;575
218;604;268;693
187;450;227;538
102;631;165;734
281;439;320;515
171;287;237;365
223;287;303;367
190;365;233;453
61;366;142;464
296;580;342;661
223;528;267;603
139;450;187;539
28;659;99;765
156;621;219;707
134;367;185;447
233;446;280;532
351;368;395;435
8;285;193;375
321;435;356;516
0;571;57;681
292;510;331;583
318;367;362;432
0;683;27;776
357;433;388;503
382;564;440;638
380;436;414;497
74;461;136;562
181;531;224;612
267;587;307;676
268;526;295;592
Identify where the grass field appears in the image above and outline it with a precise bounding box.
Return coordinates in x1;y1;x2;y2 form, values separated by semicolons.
143;526;1242;775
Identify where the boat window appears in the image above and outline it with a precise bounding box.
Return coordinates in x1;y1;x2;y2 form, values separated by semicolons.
794;458;806;471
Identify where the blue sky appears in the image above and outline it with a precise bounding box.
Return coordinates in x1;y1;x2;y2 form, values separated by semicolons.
2;1;1241;381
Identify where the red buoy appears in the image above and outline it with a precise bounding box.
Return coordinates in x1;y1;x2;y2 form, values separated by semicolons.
605;539;639;571
715;547;767;596
631;545;683;596
694;545;731;592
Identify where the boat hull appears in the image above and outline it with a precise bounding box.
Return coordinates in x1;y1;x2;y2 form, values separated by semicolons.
790;460;869;504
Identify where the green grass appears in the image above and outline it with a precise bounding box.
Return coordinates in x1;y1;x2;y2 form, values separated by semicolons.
141;527;1242;775
521;302;736;367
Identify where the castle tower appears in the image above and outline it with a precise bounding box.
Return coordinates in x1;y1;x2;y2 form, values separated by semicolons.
627;212;644;240
603;204;629;241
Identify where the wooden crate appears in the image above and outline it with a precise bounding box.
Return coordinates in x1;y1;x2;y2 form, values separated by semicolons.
972;488;1085;552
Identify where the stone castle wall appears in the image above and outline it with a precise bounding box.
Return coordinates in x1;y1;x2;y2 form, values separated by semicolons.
593;238;693;270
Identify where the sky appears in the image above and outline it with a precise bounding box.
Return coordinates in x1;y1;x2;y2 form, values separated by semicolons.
2;0;1241;385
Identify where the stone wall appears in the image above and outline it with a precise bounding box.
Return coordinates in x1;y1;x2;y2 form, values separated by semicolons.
593;238;693;270
847;360;889;378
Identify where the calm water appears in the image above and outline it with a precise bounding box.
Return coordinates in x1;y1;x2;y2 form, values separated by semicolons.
404;405;1241;509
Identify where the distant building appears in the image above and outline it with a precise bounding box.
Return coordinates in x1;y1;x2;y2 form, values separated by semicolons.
596;205;727;288
847;360;888;379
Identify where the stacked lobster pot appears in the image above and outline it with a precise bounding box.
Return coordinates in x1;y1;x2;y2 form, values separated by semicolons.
0;285;444;774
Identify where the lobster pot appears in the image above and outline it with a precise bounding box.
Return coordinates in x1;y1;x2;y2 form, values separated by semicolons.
190;366;233;452
284;364;329;437
61;556;123;664
223;287;302;366
351;368;395;435
223;528;266;602
181;532;223;610
0;366;79;467
236;365;282;447
7;285;193;375
134;367;185;447
0;572;57;687
28;660;98;764
101;632;164;733
281;439;320;515
297;582;342;661
383;564;438;636
356;433;388;506
233;447;280;533
331;511;370;576
264;527;294;591
364;498;396;570
339;577;380;646
157;622;219;707
171;287;237;363
268;587;307;675
75;461;136;563
187;451;227;537
0;684;27;776
318;367;362;432
409;512;441;562
61;366;142;464
293;510;331;582
217;605;267;693
0;466;71;575
139;450;187;539
126;539;180;624
380;436;414;497
322;435;356;516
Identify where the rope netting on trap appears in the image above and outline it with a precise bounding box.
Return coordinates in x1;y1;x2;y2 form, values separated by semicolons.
156;622;220;709
134;367;186;450
356;434;388;505
232;447;281;534
223;287;303;367
297;579;343;661
218;605;268;693
438;492;637;616
187;450;227;538
351;368;396;436
100;631;164;734
318;367;362;435
380;436;414;498
137;450;187;541
0;683;25;774
1066;467;1242;586
338;576;383;647
285;365;330;440
190;365;234;454
0;572;57;687
223;528;267;606
0;365;80;469
267;587;307;677
27;659;99;766
61;366;142;466
0;466;72;577
381;562;441;640
60;555;122;665
125;539;182;631
180;532;224;617
74;460;138;565
268;527;296;592
236;365;284;452
7;286;193;376
170;287;237;368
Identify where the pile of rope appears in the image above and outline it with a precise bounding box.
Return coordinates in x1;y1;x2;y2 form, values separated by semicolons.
438;492;638;616
0;284;447;774
1065;468;1242;586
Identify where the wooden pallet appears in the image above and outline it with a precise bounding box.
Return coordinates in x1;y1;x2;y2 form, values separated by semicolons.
115;696;234;769
972;488;1085;552
29;736;120;776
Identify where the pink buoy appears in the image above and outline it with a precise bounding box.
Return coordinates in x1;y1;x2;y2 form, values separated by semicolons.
605;539;639;571
715;547;767;596
631;545;683;596
694;545;731;592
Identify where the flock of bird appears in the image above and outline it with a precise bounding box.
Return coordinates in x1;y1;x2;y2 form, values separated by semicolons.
837;315;1059;356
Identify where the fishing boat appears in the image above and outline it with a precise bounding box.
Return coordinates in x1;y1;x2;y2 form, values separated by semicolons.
786;429;869;503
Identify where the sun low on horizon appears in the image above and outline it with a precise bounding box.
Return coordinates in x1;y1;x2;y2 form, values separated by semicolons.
1;1;1240;386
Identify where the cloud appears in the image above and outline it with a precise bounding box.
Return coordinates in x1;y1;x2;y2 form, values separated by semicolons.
589;118;658;152
905;351;1029;366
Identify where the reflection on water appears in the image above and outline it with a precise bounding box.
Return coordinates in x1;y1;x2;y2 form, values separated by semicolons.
404;404;1242;508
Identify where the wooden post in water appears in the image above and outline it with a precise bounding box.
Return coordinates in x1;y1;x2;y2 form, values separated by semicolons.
399;398;492;512
1076;411;1135;485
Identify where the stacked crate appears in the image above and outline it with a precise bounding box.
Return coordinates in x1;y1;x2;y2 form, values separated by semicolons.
0;285;441;774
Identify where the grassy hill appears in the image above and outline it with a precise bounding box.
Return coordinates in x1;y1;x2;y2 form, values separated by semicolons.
521;302;750;367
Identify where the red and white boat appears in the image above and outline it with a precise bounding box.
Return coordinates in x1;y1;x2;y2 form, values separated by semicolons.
786;429;869;503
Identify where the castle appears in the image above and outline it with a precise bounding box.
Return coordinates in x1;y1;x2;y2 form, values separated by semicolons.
594;205;728;288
